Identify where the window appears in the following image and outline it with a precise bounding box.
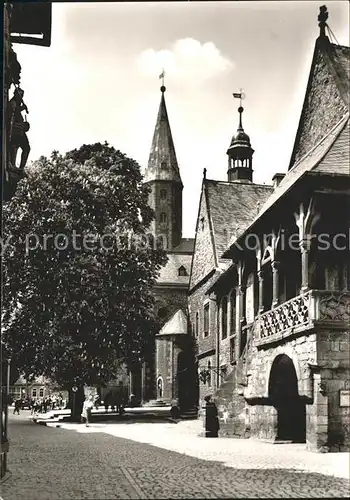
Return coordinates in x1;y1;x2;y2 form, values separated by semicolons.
204;303;209;337
200;217;205;231
158;307;168;319
32;388;37;398
207;360;212;387
230;337;236;364
160;212;167;224
221;296;228;339
161;161;167;169
39;388;44;397
156;235;166;249
178;266;187;276
195;312;199;338
230;290;236;335
160;189;167;200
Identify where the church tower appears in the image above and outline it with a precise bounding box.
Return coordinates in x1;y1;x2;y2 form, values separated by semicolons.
144;85;183;250
227;105;254;183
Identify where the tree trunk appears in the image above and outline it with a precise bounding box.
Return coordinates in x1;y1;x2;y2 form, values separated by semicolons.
67;386;85;422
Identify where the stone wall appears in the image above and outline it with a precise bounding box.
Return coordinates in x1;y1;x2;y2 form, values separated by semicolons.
154;286;188;322
147;180;182;250
318;329;350;451
190;187;216;287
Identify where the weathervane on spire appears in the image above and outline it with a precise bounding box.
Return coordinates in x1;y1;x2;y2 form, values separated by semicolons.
233;89;245;108
159;69;166;92
318;5;328;38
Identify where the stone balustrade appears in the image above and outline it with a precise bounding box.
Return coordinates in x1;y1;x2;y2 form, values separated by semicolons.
255;290;350;346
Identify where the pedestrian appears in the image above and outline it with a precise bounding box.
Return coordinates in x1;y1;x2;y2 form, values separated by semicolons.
13;399;21;415
204;395;220;438
81;396;94;427
170;401;180;421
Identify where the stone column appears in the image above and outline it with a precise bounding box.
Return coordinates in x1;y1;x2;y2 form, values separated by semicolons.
307;372;328;451
272;261;280;308
141;362;146;403
299;239;310;292
236;284;245;360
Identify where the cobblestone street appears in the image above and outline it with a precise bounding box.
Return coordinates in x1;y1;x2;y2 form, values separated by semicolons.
1;412;349;499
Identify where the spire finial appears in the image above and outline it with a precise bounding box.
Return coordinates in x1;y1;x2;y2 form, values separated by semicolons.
233;90;245;130
318;5;328;38
203;168;207;179
159;69;166;92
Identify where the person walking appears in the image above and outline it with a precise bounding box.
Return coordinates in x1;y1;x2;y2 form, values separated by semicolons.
204;395;220;438
81;396;94;427
13;399;21;415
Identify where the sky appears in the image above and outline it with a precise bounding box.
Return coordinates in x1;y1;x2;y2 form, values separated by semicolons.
14;1;349;237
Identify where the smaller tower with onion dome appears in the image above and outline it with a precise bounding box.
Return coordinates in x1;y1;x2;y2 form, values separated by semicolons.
227;105;254;183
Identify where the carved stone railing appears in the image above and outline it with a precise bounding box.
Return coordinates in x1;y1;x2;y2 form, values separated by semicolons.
256;290;350;347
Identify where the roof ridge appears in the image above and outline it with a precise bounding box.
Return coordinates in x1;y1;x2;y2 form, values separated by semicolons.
290;112;349;172
205;178;273;188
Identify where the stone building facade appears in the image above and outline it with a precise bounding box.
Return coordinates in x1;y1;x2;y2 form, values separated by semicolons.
128;86;195;405
189;11;350;452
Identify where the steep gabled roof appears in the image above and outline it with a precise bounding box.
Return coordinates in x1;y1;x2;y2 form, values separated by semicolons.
157;309;188;336
157;252;192;285
189;181;218;290
206;180;273;259
289;37;349;170
172;238;195;253
144;87;182;185
223;113;349;258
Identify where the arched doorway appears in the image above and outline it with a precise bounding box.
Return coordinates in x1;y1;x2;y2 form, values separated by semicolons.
157;377;163;399
268;354;306;442
177;350;190;410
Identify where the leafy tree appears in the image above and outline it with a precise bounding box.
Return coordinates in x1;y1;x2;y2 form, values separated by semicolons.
2;142;167;418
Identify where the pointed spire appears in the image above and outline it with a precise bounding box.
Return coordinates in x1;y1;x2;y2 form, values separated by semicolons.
144;86;182;184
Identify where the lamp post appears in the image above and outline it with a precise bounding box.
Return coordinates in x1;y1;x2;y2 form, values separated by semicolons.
72;386;77;420
7;359;10;395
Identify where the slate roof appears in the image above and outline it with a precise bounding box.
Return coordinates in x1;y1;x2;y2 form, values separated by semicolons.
144;88;182;185
172;238;195;253
157;252;192;285
327;43;350;105
157;309;188;336
14;375;49;385
205;180;274;260
289;38;349;169
223;113;350;257
314;116;350;174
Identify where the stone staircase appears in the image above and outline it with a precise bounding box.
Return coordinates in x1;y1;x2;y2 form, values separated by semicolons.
214;341;252;438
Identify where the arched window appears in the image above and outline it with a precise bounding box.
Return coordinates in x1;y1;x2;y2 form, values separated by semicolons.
160;212;167;224
230;290;236;335
158;307;168;319
207;360;212;387
203;303;209;337
178;266;187;276
160;189;167;200
161;161;167;169
221;296;228;339
195;312;199;338
156;235;166;249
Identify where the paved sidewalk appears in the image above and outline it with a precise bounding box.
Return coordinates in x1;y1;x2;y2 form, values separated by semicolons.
54;418;350;480
2;413;349;499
